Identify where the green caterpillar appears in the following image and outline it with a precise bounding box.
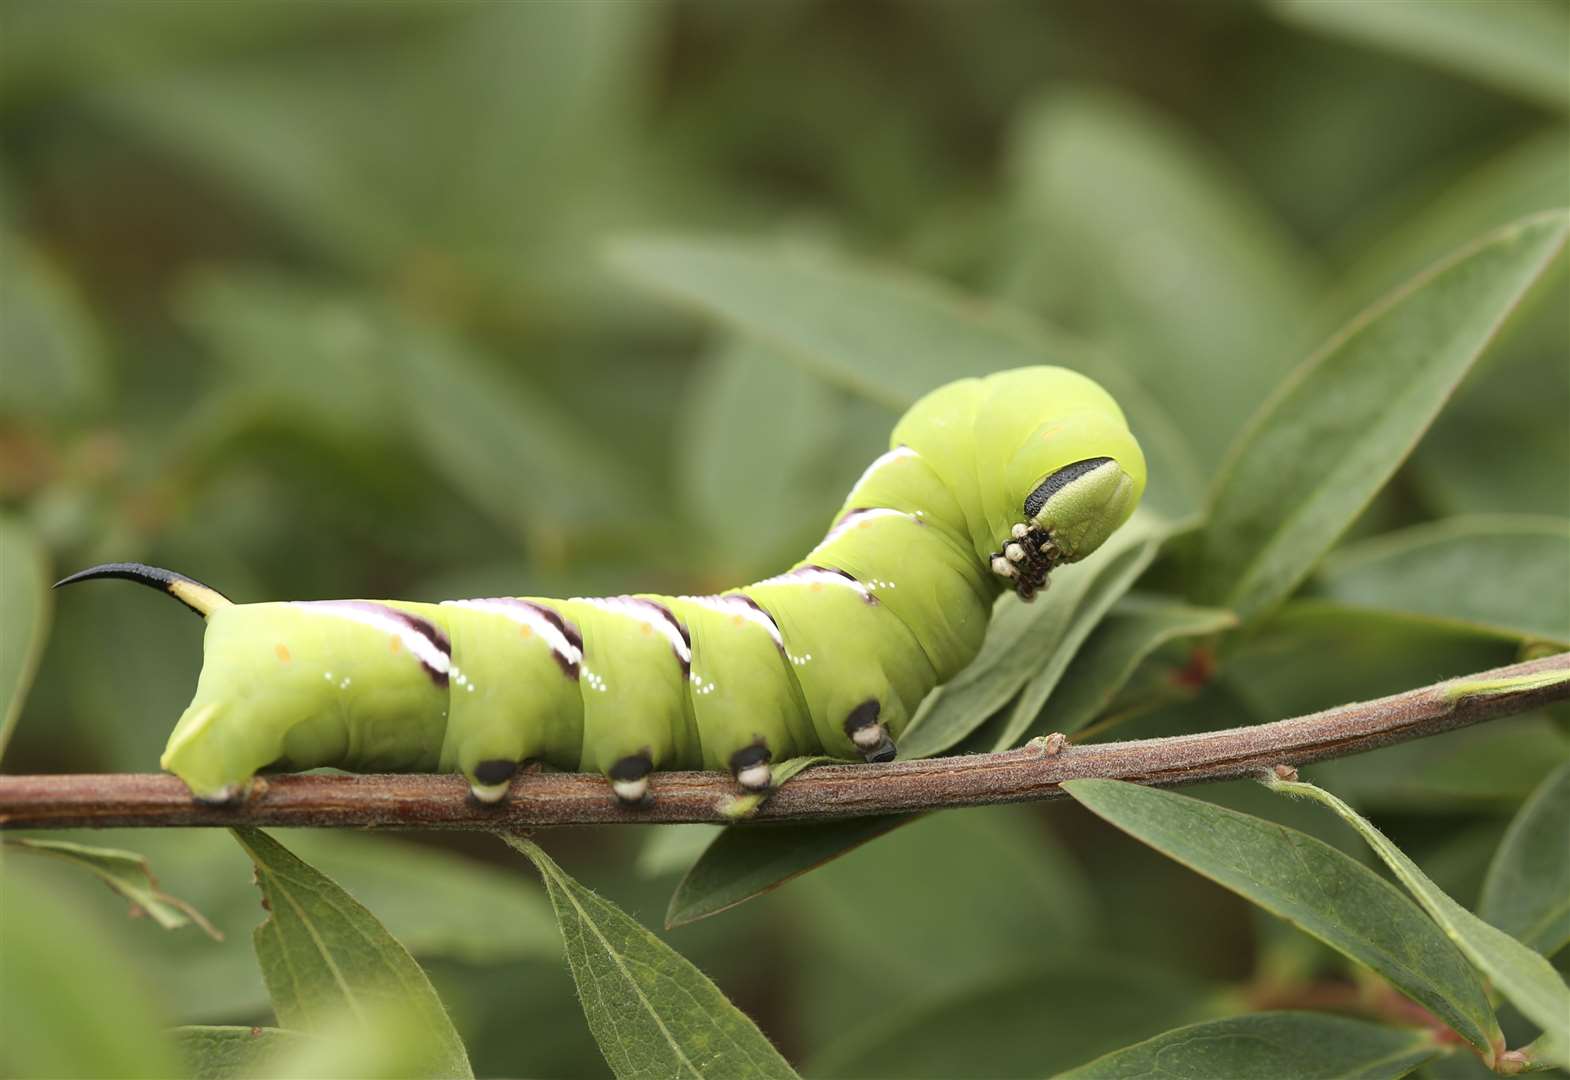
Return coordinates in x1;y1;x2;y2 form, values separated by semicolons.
57;367;1145;806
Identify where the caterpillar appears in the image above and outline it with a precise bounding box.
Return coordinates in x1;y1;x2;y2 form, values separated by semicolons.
57;367;1145;807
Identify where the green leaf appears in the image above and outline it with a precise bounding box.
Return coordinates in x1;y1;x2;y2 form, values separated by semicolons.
229;827;472;1079
806;959;1219;1079
1269;778;1570;1065
0;512;51;759
502;835;798;1079
387;320;646;539
5;838;220;938
275;830;561;966
0;230;107;422
1272;0;1570;112
0;862;179;1079
679;339;846;574
1028;596;1236;739
174;1026;308;1080
668;816;908;928
1061;779;1502;1062
899;510;1175;758
612;236;1206;515
1193;210;1570;621
1481;760;1570;956
1317;516;1570;646
1003;87;1320;470
1057;1010;1441;1080
783;806;1101;1049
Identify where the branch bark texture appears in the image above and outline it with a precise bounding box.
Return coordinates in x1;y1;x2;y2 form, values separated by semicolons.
3;651;1566;831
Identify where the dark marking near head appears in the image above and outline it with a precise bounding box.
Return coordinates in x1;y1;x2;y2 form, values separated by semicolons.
609;752;653;782
843;698;881;736
729;742;772;773
53;562;231;617
473;759;518;786
644;600;693;675
1024;457;1114;519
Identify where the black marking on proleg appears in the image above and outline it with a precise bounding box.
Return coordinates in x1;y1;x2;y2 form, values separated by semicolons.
472;759;518;786
843;698;881;737
609;752;653;782
1024;457;1114;519
52;562;230;617
728;742;772;773
865;735;898;763
644;600;693;675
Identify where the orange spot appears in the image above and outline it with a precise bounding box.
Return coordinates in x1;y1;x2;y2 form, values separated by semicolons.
731;615;745;627
519;624;534;639
274;643;291;663
389;636;402;654
810;583;823;592
640;623;653;636
858;520;872;529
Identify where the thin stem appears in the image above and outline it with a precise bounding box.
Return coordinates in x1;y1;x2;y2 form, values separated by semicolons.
2;651;1565;831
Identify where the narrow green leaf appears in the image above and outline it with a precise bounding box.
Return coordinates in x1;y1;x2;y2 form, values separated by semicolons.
229;827;472;1079
1272;0;1570;112
0;512;51;759
1194;210;1570;622
1028;596;1236;739
899;511;1175;758
1057;1010;1441;1080
668;816;908;928
503;835;798;1079
1062;779;1502;1061
1;864;179;1079
679;339;845;573
807;959;1219;1079
387;321;647;539
1005;87;1320;470
1269;778;1570;1065
0;230;107;421
275;830;561;966
1317;516;1570;646
6;838;220;938
612;236;1205;515
1481;760;1570;956
174;1026;308;1080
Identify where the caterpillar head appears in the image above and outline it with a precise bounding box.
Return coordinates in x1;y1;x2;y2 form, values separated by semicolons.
995;399;1146;599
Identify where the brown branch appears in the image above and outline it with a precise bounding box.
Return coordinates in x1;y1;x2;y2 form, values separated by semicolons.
2;651;1566;831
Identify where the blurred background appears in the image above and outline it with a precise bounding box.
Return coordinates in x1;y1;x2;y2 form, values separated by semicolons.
2;1;1566;1076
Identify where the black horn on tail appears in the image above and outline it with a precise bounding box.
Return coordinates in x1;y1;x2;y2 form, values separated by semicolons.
53;562;233;617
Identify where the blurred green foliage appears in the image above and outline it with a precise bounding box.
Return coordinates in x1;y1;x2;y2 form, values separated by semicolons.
2;2;1568;1077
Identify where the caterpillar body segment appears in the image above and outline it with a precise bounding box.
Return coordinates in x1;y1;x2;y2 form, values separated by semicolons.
56;366;1147;806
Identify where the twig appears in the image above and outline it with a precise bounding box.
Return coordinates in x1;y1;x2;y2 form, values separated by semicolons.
2;651;1566;830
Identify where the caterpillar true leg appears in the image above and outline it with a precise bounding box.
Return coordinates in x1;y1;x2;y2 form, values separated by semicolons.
56;367;1147;805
